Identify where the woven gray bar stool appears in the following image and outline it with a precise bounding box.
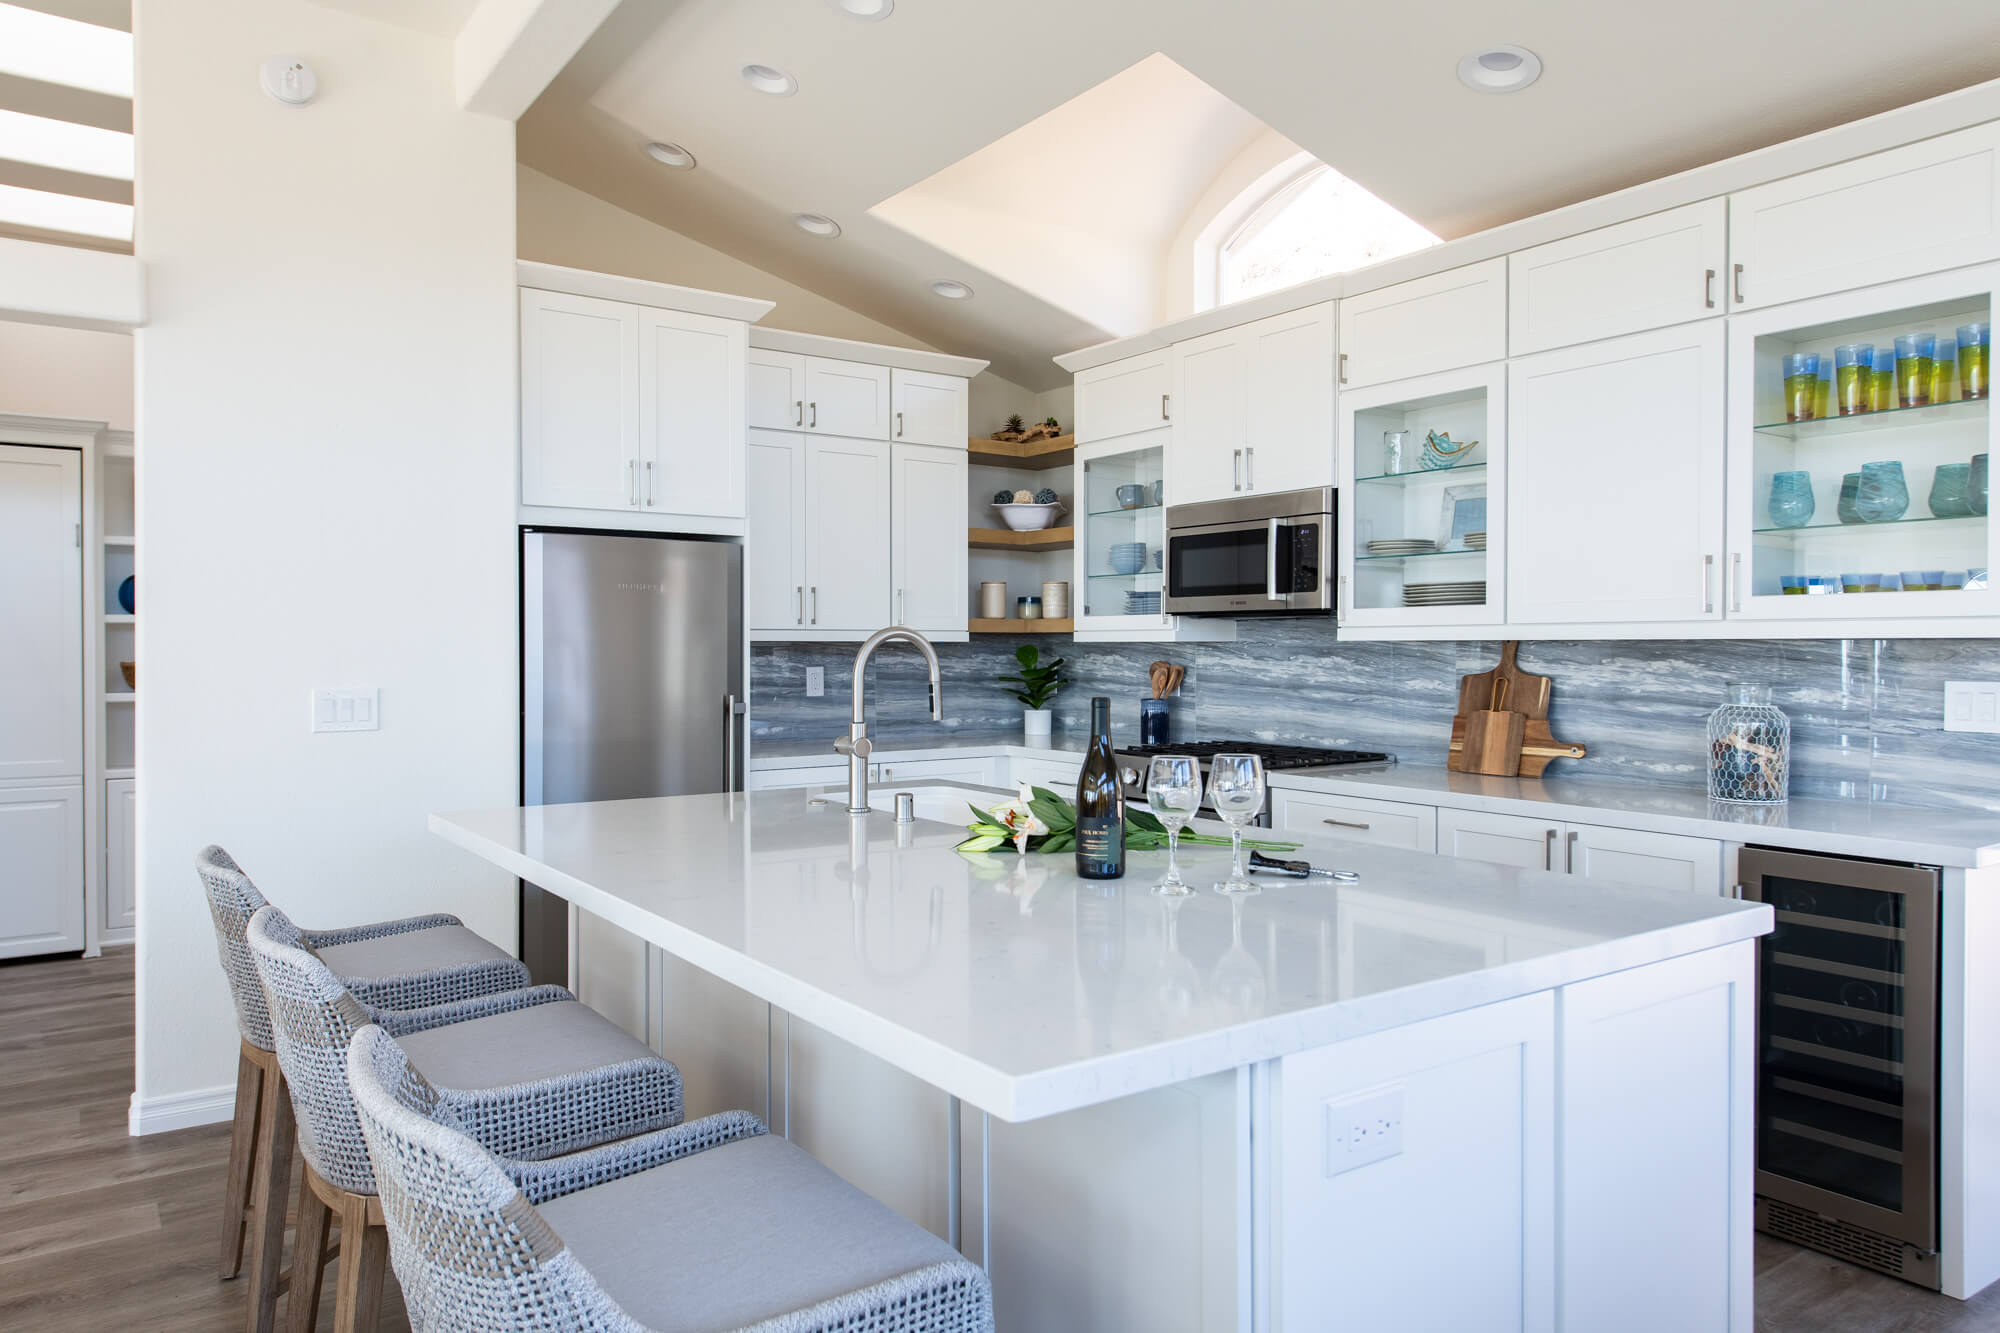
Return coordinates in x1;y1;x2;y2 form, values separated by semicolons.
247;904;683;1333
197;844;533;1333
347;1023;994;1333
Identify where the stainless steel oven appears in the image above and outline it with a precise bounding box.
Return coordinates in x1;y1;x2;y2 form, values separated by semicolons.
1163;486;1335;616
1739;846;1942;1288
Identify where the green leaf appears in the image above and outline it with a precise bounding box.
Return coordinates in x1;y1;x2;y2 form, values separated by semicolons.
1030;785;1066;806
1038;832;1073;853
1028;795;1073;832
1015;644;1037;668
1125;808;1165;834
969;802;1002;827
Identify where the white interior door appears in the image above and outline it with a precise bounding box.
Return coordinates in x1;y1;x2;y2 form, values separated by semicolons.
1168;328;1247;504
1507;322;1725;626
0;445;82;782
891;443;968;633
804;436;892;630
748;348;806;431
519;288;639;511
746;430;806;631
805;358;891;439
890;369;967;448
639;306;746;519
0;784;84;957
1436;808;1561;871
1243;302;1336;495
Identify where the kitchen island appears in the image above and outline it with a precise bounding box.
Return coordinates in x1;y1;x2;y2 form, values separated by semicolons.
433;783;1772;1332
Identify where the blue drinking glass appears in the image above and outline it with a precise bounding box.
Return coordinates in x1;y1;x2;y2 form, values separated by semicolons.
1854;461;1910;523
1836;472;1863;524
1930;462;1973;517
1973;454;1990;517
1767;471;1815;528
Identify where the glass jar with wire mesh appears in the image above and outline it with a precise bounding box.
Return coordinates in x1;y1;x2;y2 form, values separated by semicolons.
1707;682;1790;804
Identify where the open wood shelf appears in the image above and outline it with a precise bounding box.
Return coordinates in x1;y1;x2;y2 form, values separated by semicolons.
968;435;1074;469
969;525;1074;551
968;617;1073;634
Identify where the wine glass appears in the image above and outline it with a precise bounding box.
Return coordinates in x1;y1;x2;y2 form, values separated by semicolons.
1207;753;1266;895
1146;755;1201;895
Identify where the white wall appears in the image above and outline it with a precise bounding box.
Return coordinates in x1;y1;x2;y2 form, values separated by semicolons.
131;0;518;1128
0;321;132;430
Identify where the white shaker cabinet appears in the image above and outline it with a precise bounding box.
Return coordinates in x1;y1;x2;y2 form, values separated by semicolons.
1338;258;1507;390
1729;121;2000;312
638;304;746;521
1508;199;1728;354
0;784;83;959
520;288;640;512
891;442;969;634
1167;325;1245;505
746;430;808;632
890;369;969;449
748;348;807;431
1507;321;1725;627
1437;808;1563;870
805;358;892;440
1271;789;1437;852
1168;302;1335;505
803;436;893;631
1075;349;1174;442
105;776;135;935
1437;808;1723;894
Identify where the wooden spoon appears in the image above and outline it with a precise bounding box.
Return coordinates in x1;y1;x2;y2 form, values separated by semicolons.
1164;663;1185;697
1148;661;1171;700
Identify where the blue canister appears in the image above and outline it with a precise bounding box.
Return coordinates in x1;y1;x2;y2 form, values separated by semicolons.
1139;698;1169;746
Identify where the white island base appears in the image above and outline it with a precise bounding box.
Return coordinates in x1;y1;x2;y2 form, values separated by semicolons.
431;784;1771;1332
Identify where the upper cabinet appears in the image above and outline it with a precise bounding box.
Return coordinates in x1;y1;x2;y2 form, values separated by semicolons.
1169;303;1336;505
638;304;746;522
1338;259;1507;390
891;442;969;633
1509;200;1727;355
1729;122;2000;312
805;358;892;438
1076;349;1173;443
891;369;969;448
748;348;807;430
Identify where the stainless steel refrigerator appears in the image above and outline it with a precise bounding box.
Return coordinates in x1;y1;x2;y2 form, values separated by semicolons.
521;529;745;984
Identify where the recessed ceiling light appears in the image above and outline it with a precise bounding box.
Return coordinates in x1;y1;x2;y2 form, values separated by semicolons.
794;213;841;237
929;280;973;300
828;0;894;18
644;141;696;169
1457;45;1542;93
741;64;798;96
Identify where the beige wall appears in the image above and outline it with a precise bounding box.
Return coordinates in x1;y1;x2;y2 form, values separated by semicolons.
0;320;133;430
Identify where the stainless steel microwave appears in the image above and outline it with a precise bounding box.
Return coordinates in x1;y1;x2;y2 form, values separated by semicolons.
1163;486;1336;616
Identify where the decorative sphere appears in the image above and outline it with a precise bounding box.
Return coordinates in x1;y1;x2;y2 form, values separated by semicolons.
1034;487;1058;504
993;489;1015;504
1012;489;1036;503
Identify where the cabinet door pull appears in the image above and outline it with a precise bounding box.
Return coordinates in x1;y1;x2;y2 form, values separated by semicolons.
794;400;803;427
1339;352;1348;385
1704;269;1716;309
896;411;904;438
897;589;905;624
1245;446;1255;491
1323;818;1371;830
809;401;817;429
644;459;654;507
1232;448;1243;491
1730;552;1743;613
811;587;818;625
796;586;804;625
1703;553;1715;614
1733;264;1744;304
629;459;639;505
1161;393;1171;420
1543;829;1557;871
1565;830;1577;873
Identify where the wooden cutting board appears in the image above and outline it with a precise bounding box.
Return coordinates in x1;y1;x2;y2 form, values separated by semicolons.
1448;641;1587;777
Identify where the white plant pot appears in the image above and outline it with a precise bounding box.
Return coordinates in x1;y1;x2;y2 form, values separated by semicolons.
1022;708;1053;736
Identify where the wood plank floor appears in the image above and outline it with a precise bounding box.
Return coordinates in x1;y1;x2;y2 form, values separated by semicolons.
4;948;1999;1331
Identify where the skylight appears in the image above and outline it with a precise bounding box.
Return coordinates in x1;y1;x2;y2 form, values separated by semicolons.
0;3;133;98
0;107;131;180
1219;164;1438;305
0;182;132;240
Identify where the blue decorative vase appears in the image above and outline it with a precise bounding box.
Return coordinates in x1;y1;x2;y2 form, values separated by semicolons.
1767;471;1815;528
1854;461;1909;523
1930;463;1973;517
117;575;135;614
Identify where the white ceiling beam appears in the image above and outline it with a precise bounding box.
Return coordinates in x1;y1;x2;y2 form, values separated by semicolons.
455;0;618;121
0;233;143;328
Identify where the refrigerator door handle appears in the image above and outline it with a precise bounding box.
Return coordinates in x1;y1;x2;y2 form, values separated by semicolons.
724;693;746;793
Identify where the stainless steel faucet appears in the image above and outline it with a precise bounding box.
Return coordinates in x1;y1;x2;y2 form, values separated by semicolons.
833;626;943;814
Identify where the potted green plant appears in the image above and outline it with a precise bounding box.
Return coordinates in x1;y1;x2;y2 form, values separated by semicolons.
1000;643;1066;736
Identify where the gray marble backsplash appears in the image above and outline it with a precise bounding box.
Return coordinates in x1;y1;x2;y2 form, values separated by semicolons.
750;624;2000;813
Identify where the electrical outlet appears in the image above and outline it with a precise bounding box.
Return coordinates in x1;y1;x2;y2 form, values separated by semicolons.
1323;1086;1404;1176
806;666;825;698
311;688;379;733
1944;681;2000;733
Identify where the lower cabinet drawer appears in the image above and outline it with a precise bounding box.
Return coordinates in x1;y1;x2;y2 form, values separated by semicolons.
869;757;989;784
1272;790;1437;852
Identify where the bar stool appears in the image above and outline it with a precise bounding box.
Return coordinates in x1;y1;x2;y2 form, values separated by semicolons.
197;844;534;1333
246;904;683;1333
347;1024;995;1333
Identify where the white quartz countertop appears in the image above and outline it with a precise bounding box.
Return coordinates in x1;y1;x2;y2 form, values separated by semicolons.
747;732;2000;868
432;787;1769;1123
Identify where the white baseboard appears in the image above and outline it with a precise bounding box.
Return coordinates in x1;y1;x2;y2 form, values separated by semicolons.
128;1084;236;1136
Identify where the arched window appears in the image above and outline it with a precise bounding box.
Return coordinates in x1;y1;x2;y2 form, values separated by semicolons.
1215;162;1438;306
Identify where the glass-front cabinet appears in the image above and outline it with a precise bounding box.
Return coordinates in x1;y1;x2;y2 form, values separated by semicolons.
1337;363;1506;630
1072;434;1234;641
1727;264;1999;621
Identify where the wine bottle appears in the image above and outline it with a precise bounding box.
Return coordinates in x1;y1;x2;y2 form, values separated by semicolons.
1075;696;1126;880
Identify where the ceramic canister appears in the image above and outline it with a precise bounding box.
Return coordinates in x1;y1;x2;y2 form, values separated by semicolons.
979;581;1008;619
1042;580;1070;618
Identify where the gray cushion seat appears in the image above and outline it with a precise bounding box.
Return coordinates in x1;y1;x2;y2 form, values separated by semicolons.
315;923;515;982
397;996;664;1092
538;1133;965;1333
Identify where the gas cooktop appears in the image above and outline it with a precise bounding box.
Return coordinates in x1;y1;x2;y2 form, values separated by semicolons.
1113;740;1394;771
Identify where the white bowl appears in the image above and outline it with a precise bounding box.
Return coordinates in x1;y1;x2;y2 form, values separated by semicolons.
993;502;1065;532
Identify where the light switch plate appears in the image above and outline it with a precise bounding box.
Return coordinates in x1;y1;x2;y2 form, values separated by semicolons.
1944;681;2000;733
1323;1085;1404;1176
312;688;380;733
806;666;825;698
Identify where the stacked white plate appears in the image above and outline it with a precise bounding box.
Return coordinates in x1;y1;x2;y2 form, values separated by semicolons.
1367;538;1437;556
1124;591;1162;615
1464;531;1487;551
1403;581;1486;607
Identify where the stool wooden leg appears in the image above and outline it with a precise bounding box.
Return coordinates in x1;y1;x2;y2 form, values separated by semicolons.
285;1169;335;1333
219;1045;264;1279
242;1063;296;1333
332;1195;387;1333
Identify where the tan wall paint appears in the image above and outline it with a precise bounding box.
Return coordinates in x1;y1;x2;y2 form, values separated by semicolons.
0;320;133;431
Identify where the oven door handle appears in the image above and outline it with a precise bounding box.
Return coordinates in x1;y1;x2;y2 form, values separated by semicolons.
1266;518;1286;601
